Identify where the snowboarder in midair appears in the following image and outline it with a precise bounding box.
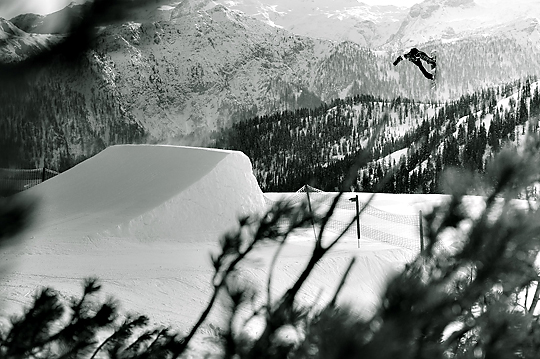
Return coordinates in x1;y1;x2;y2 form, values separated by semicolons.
393;48;436;80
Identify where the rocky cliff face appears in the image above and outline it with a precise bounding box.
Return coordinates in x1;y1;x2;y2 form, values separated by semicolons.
83;0;409;139
89;3;321;137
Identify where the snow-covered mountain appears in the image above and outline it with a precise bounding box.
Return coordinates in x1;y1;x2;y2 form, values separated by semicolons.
220;0;540;50
388;0;540;49
211;0;409;48
9;2;87;34
3;0;540;170
89;1;330;137
57;0;413;138
0;17;59;62
142;0;540;50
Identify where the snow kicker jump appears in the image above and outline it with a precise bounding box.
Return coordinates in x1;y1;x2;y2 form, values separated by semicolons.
21;145;266;243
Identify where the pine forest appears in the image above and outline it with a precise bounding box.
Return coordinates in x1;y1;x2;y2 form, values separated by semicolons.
213;77;540;196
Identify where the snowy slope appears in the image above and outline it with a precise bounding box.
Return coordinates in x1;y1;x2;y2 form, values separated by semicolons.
1;144;431;341
214;0;409;47
388;0;540;49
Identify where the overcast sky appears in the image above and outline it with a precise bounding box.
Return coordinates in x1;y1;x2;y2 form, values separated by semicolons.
0;0;421;19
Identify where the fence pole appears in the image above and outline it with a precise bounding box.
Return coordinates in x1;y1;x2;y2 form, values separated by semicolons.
42;167;46;183
419;210;424;252
355;194;360;248
305;186;317;241
349;195;361;248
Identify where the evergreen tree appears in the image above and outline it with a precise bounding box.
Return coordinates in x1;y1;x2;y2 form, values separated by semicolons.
518;92;529;125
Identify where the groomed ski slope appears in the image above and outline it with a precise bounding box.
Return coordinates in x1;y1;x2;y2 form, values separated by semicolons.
1;144;464;347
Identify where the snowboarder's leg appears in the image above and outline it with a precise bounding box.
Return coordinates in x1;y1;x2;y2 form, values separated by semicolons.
411;59;434;80
430;52;437;89
418;51;436;69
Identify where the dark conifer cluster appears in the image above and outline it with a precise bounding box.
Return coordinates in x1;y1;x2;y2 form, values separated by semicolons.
215;77;540;196
0;68;146;171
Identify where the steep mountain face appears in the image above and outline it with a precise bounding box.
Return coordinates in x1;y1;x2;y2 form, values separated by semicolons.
90;2;326;137
0;18;59;62
85;0;418;138
387;0;540;49
211;0;409;48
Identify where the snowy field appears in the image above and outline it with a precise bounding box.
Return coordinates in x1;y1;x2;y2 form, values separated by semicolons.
0;145;487;348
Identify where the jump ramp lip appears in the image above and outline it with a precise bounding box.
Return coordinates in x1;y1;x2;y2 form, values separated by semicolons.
21;145;266;242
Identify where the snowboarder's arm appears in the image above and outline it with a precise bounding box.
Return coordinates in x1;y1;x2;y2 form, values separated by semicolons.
393;55;403;66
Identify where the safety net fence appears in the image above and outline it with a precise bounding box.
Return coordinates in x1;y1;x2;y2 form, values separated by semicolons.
264;185;423;252
0;168;59;196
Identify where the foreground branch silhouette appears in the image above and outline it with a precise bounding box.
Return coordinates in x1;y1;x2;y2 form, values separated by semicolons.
4;130;540;358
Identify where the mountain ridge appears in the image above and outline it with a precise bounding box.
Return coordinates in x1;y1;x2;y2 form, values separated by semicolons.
7;0;540;50
2;0;540;171
388;0;540;49
0;17;60;63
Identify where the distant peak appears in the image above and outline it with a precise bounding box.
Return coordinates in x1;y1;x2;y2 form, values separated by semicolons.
414;0;475;7
409;0;475;18
171;0;219;18
444;0;475;6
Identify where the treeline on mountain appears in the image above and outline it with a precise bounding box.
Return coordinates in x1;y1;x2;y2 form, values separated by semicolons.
372;77;540;195
0;56;146;171
319;36;540;103
213;93;435;191
213;77;540;194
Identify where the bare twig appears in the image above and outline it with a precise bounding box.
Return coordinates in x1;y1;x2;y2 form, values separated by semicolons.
327;257;356;308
